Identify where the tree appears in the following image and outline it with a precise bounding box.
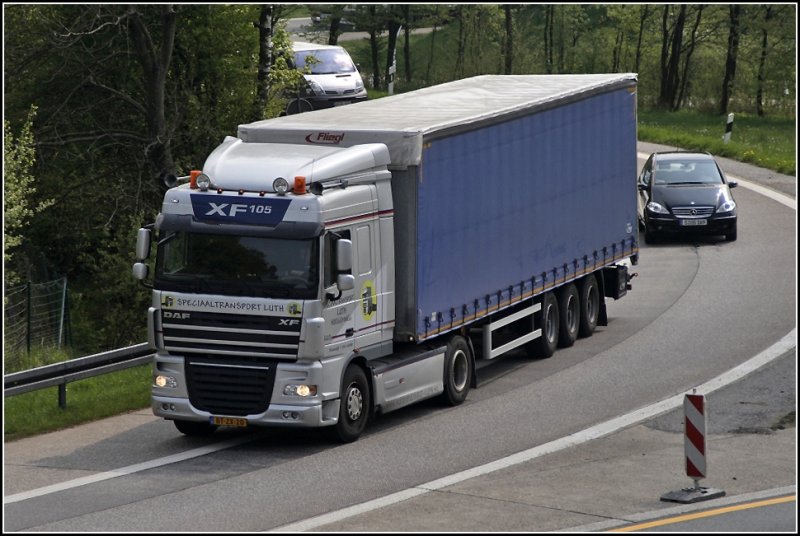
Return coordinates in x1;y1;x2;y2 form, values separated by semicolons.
502;5;515;75
3;107;53;287
126;4;178;184
658;4;687;110
719;5;742;115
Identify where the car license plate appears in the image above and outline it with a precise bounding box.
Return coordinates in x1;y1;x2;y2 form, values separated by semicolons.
680;219;707;226
333;101;350;106
211;416;248;427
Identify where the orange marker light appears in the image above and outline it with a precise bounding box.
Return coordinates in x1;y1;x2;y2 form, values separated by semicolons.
190;170;202;189
294;176;307;195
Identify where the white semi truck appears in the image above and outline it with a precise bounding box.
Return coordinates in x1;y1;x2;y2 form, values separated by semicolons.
133;74;639;442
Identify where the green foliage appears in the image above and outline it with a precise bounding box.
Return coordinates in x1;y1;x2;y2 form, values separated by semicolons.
2;3;795;365
3;106;53;287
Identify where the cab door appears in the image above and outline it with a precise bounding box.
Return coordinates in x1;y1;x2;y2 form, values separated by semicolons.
353;222;380;348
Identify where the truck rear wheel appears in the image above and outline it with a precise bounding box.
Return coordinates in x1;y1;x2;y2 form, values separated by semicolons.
173;419;217;436
578;274;600;337
333;364;371;443
440;335;472;406
529;292;559;358
557;283;579;348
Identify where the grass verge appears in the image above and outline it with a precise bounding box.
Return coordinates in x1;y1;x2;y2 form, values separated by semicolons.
3;364;151;442
638;108;795;175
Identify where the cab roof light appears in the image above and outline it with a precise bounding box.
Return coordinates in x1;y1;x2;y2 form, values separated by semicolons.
294;176;307;195
190;170;201;189
273;177;290;195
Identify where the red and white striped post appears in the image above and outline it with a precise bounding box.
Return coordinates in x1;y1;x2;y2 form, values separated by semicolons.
684;392;707;484
661;390;726;503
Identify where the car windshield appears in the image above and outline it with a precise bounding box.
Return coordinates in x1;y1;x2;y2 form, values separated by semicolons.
653;160;723;185
294;49;355;74
155;232;319;299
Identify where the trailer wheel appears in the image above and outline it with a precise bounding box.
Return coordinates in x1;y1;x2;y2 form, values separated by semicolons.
440;335;472;406
530;292;559;358
557;283;579;348
333;364;371;443
578;274;600;338
173;419;217;436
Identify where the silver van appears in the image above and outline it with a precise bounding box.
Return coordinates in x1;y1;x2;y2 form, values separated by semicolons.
290;41;368;109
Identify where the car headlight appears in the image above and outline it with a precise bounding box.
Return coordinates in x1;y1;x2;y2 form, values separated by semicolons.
306;80;323;96
717;200;736;213
646;201;669;215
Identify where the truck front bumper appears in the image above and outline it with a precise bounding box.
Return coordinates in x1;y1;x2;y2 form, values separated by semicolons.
152;395;340;428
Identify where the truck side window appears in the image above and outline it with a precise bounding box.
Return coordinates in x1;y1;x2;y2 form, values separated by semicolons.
356;225;372;276
324;230;351;288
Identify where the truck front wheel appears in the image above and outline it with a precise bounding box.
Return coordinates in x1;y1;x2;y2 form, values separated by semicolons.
333;364;371;443
440;335;472;406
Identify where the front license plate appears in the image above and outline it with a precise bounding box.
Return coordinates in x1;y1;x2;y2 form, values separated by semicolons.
680;219;707;226
211;416;248;427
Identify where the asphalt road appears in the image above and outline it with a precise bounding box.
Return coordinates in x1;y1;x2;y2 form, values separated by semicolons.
3;142;796;532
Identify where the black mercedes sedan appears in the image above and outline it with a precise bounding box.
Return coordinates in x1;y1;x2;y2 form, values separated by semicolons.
637;151;738;243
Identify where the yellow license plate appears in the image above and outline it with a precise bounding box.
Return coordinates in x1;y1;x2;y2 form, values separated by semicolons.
211;416;248;427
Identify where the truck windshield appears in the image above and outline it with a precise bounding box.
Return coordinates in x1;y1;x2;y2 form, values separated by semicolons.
155;232;319;299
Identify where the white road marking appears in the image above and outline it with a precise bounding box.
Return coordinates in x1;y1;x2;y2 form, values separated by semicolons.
270;329;796;532
3;436;252;504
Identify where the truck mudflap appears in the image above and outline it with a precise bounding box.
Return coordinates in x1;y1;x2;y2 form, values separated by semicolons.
369;346;447;415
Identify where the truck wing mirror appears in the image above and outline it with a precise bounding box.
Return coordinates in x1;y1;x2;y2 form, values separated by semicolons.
336;239;353;272
337;274;355;292
135;228;152;260
132;262;149;281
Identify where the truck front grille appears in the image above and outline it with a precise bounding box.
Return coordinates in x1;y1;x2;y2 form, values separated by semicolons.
162;310;300;359
185;354;278;416
161;310;300;416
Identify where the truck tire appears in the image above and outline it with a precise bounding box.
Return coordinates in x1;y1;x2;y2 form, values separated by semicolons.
529;292;559;358
333;364;371;443
557;283;579;348
440;335;472;406
173;419;217;436
578;274;600;338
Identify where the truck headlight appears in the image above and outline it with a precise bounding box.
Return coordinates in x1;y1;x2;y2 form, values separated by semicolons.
284;384;318;397
154;375;178;388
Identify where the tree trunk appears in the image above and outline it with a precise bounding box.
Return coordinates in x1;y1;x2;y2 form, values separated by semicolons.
328;16;340;45
385;19;401;89
677;6;703;110
720;5;742;115
634;5;649;74
544;5;554;74
756;7;774;117
503;5;513;75
126;4;177;185
658;5;685;110
402;4;411;82
253;5;273;121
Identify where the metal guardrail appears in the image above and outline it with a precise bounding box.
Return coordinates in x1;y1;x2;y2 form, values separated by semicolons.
3;343;153;408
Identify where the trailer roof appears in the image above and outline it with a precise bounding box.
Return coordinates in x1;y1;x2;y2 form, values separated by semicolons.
238;74;637;167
